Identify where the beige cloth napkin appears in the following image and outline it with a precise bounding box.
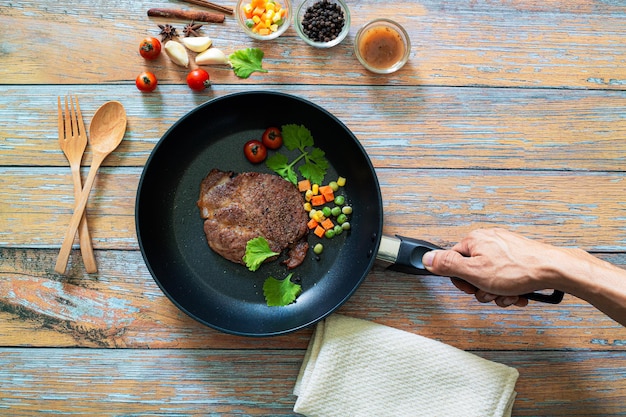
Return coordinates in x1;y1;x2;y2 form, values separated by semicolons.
293;314;519;417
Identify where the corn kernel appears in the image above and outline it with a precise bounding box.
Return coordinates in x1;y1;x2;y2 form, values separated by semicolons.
312;184;319;195
270;23;278;32
305;189;313;201
265;9;274;19
313;211;325;222
252;15;261;24
266;2;276;11
303;202;312;212
337;176;346;187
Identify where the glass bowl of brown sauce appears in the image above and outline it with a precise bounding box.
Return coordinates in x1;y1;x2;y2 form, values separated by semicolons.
354;19;410;74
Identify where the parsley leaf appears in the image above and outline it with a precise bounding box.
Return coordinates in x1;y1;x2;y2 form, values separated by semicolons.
229;48;268;79
282;124;314;150
266;124;329;185
243;237;279;272
263;274;302;307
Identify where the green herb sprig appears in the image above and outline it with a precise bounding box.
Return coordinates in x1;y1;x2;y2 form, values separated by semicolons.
229;48;268;79
243;236;279;271
263;273;302;307
266;124;328;185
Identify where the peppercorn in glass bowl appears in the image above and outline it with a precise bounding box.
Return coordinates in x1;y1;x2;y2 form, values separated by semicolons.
294;0;350;48
237;0;292;40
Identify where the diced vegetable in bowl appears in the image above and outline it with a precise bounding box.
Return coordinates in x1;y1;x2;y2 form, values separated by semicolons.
237;0;291;40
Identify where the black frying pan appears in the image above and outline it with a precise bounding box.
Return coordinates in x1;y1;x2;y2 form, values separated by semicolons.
135;92;562;337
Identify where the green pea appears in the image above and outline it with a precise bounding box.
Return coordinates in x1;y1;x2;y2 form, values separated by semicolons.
324;229;335;239
313;243;324;255
341;222;351;231
334;195;345;206
336;213;347;224
331;206;342;217
333;225;343;235
341;205;352;215
322;206;332;217
329;181;339;191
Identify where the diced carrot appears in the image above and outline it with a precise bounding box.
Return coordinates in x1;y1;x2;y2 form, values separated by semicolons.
253;6;265;16
310;195;326;206
307;218;319;230
314;225;326;238
319;185;334;202
298;179;312;192
321;218;334;230
259;28;270;35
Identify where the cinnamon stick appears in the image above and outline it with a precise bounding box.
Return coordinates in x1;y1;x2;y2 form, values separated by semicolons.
147;8;225;23
178;0;234;15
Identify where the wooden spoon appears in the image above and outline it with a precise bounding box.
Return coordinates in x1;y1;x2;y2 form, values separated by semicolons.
55;101;127;274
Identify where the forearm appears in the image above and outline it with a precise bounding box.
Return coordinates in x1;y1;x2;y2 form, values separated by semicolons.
549;248;626;326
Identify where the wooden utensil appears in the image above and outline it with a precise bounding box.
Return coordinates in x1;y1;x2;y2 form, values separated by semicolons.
57;96;97;273
54;101;127;275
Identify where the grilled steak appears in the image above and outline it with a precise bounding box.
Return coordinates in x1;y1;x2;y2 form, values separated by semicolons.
197;169;309;267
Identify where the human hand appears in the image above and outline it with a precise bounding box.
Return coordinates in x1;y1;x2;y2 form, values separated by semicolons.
421;228;563;308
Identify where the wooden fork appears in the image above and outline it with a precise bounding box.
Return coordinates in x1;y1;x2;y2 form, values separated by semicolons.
58;96;97;273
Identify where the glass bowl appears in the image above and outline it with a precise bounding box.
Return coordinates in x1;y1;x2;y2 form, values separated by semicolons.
354;18;411;74
237;0;292;40
294;0;350;48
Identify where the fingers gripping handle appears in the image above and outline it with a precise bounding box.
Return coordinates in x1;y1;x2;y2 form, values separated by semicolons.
385;235;564;304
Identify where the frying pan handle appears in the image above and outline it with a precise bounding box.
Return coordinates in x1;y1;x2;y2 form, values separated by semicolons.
381;235;564;304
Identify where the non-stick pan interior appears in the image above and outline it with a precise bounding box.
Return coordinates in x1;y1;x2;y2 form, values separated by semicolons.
136;91;383;336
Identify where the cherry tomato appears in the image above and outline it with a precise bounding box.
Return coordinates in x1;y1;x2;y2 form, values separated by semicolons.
135;71;158;92
139;37;161;60
243;140;267;164
186;69;211;91
261;126;283;150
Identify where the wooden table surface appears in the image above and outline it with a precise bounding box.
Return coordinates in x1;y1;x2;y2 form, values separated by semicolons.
2;0;626;415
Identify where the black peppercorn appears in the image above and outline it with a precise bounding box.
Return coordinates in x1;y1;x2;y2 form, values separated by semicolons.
300;0;345;43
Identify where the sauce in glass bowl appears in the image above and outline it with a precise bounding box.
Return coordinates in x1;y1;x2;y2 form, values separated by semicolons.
355;19;410;74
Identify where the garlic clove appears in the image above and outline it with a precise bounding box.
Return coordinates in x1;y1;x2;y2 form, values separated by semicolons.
181;36;213;53
164;40;189;67
195;48;231;66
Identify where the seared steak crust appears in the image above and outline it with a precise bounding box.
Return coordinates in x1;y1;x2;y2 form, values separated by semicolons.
197;169;309;266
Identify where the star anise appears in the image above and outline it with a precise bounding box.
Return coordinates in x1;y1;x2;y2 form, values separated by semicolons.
158;24;179;41
183;21;204;37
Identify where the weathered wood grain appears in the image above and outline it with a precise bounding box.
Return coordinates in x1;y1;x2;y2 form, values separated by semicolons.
1;0;625;414
1;86;625;171
0;348;624;416
2;166;624;250
0;1;624;88
1;248;624;349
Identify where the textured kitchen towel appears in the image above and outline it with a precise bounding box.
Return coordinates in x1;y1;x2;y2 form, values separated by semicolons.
293;314;519;417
